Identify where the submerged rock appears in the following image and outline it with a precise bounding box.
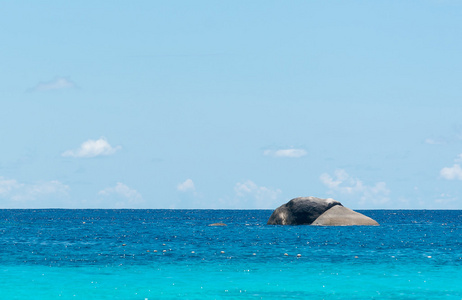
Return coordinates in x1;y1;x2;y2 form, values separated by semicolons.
267;197;379;226
208;223;227;226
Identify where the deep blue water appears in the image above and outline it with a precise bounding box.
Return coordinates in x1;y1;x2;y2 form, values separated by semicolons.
0;209;461;299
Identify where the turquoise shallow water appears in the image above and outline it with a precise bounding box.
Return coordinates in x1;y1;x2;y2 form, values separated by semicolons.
1;209;461;299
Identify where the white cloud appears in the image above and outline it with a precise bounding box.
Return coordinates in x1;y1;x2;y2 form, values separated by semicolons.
29;77;77;92
234;180;282;208
435;193;457;205
177;179;195;192
440;164;462;180
264;148;307;158
62;138;121;158
0;177;69;205
455;154;462;163
320;169;390;205
424;138;445;145
0;178;20;195
98;182;143;208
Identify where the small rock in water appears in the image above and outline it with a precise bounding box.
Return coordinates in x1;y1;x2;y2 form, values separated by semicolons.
209;223;227;226
297;254;301;257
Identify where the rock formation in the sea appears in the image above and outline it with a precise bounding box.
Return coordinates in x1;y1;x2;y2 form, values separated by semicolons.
267;197;379;226
208;223;227;226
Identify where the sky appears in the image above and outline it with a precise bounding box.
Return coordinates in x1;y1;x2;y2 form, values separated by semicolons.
1;1;462;209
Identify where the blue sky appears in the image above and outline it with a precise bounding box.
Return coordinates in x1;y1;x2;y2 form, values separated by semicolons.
1;1;462;209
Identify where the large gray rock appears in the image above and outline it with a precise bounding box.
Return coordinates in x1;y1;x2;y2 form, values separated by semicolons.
311;205;379;226
267;197;379;226
267;197;341;225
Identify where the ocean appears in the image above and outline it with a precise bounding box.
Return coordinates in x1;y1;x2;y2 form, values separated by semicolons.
0;209;461;299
